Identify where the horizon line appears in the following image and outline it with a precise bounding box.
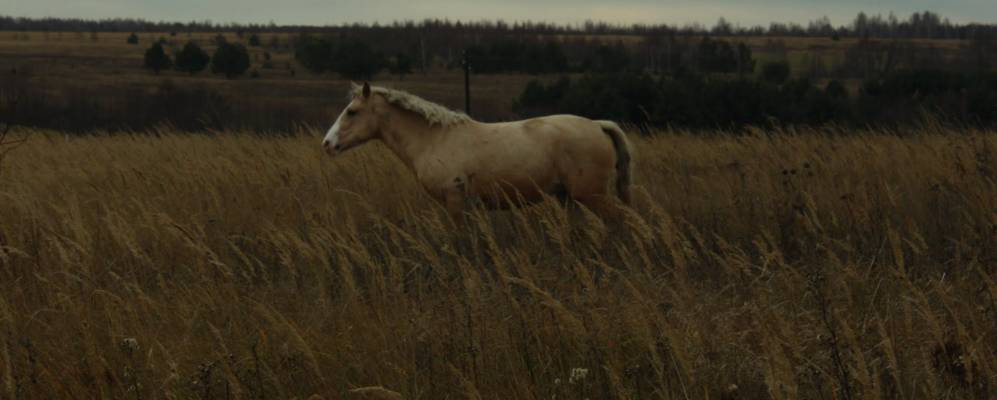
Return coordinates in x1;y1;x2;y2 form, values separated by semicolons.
3;10;992;31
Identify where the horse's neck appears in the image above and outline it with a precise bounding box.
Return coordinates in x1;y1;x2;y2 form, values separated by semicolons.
379;109;442;171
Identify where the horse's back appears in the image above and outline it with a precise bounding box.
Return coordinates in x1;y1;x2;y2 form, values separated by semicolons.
516;114;603;136
441;114;620;207
501;114;618;190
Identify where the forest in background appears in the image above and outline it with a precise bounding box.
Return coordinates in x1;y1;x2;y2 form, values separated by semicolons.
1;11;997;132
3;10;996;38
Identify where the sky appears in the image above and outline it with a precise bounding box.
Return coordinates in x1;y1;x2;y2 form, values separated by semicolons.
6;0;996;27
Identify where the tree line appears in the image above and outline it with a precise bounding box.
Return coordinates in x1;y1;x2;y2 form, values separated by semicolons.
4;12;997;133
290;31;995;81
515;68;997;129
3;11;996;39
137;35;254;78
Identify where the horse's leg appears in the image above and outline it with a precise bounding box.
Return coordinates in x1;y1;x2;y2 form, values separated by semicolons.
443;188;467;226
551;182;573;207
564;164;623;221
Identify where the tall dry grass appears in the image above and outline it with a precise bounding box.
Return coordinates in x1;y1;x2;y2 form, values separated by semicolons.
0;125;994;399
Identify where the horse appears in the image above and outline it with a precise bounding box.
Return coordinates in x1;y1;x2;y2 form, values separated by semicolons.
322;82;633;222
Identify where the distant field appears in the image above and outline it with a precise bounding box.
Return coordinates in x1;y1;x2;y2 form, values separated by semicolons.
0;125;993;398
0;31;541;125
0;31;975;128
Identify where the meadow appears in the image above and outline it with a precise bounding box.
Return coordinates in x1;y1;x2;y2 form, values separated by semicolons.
0;124;993;399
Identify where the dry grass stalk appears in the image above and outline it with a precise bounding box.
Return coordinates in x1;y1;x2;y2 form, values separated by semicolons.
0;126;993;398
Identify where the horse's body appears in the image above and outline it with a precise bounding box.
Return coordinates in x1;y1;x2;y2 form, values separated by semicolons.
323;83;632;220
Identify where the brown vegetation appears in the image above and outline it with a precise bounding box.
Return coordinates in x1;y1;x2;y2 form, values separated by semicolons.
0;125;994;398
0;31;537;131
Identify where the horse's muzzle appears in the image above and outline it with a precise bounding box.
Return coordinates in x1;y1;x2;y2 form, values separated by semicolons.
322;139;341;156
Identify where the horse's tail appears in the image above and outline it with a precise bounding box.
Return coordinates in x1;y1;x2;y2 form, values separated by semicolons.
597;120;632;204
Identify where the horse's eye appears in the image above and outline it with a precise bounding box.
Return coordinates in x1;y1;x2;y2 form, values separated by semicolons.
346;109;357;117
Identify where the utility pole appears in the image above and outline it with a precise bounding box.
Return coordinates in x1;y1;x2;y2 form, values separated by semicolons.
461;50;471;117
420;35;427;74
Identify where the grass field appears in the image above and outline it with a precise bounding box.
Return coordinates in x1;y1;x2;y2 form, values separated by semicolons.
0;125;994;399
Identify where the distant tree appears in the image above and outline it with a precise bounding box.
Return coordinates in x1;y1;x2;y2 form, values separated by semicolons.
248;33;261;47
761;61;791;85
696;37;754;75
389;53;413;79
522;41;569;74
212;42;251;78
213;34;227;46
514;77;572;116
589;44;631;73
294;35;335;73
735;42;756;76
126;33;138;45
712;17;733;36
144;42;172;74
175;41;210;75
332;40;385;80
697;36;734;73
807;16;834;37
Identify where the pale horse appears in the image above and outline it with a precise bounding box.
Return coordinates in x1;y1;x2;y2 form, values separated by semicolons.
322;82;632;222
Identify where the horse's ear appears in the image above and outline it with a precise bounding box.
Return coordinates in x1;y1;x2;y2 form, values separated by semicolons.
362;82;371;98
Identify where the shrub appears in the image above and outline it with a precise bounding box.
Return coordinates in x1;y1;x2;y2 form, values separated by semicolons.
212;42;251;79
143;42;172;74
332;40;385;80
175;41;210;75
294;35;335;73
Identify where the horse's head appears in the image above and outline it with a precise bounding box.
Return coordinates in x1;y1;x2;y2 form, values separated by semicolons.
322;82;381;157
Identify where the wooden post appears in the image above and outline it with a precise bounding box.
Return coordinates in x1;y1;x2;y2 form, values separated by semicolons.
462;50;471;117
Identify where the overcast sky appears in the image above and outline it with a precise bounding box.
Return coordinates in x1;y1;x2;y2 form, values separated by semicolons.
7;0;996;27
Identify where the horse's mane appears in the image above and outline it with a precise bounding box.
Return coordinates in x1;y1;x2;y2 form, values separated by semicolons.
350;84;472;127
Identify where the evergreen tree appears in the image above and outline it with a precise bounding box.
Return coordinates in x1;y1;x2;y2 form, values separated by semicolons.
212;42;251;79
294;35;335;73
332;40;385;80
175;41;210;75
126;32;138;44
143;42;172;74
